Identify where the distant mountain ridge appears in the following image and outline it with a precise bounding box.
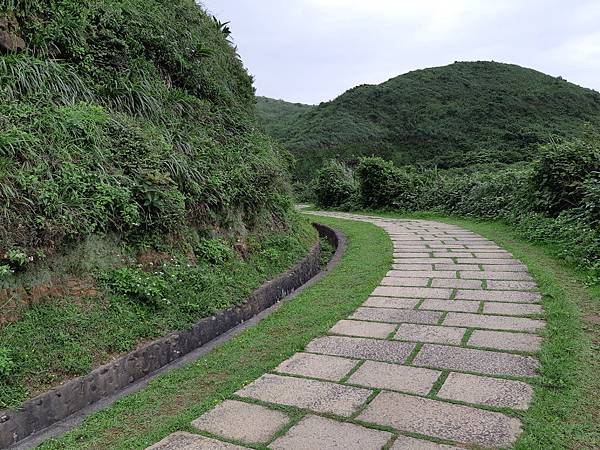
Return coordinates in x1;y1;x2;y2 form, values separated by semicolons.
256;61;600;180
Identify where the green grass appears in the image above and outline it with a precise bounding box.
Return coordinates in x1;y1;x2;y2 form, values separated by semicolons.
0;219;316;409
328;209;599;449
38;217;392;449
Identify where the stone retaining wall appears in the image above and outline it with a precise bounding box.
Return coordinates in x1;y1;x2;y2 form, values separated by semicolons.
0;223;337;449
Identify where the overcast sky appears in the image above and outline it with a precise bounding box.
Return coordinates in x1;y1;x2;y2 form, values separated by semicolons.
200;0;600;105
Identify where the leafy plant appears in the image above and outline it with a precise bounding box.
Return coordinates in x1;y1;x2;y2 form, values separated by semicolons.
532;136;600;216
100;267;167;307
0;264;13;280
194;238;235;265
313;160;357;208
0;347;15;380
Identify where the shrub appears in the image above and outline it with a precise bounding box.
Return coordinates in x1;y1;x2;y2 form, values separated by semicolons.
532;135;600;216
356;157;417;210
314;160;357;208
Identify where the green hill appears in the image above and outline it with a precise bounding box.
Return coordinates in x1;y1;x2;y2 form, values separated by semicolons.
257;61;600;180
256;96;314;138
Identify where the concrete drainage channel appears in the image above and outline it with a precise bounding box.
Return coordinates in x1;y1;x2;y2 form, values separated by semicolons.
1;222;345;450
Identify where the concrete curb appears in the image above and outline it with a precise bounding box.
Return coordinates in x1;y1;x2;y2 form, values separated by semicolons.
1;223;345;449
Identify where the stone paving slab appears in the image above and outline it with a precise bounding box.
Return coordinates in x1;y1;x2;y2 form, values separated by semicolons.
455;289;542;303
391;435;462;449
419;299;480;313
191;400;289;445
468;329;543;352
236;374;372;417
444;312;545;332
456;258;522;264
393;252;434;258
430;278;483;289
438;372;534;410
460;270;533;280
381;277;429;287
483;302;543;316
391;263;434;270
275;352;359;381
413;344;539;377
481;264;529;272
393;258;455;264
487;280;539;290
432;252;473;258
147;432;249;450
270;415;392;450
387;270;457;279
433;263;479;271
351;307;442;324
394;324;466;345
306;336;415;363
347;360;441;395
372;286;452;299
357;391;522;448
428;244;466;249
363;296;420;309
330;319;396;339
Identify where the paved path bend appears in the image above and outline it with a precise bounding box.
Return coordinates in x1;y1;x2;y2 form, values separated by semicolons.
149;212;545;450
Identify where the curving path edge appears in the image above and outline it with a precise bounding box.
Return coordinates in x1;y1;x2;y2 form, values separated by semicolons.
149;212;545;450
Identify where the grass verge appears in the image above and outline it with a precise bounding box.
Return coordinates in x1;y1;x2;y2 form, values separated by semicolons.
328;208;599;449
0;218;316;409
39;216;392;449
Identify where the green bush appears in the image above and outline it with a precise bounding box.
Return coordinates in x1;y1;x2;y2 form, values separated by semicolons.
532;135;600;216
356;157;417;210
313;160;357;208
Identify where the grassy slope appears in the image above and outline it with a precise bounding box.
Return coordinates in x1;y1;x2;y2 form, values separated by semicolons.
39;217;392;450
1;0;290;257
257;61;600;180
256;96;314;138
41;211;599;449
0;218;317;409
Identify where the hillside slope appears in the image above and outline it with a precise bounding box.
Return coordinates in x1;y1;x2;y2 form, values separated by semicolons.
256;96;314;138
259;62;600;179
0;0;291;256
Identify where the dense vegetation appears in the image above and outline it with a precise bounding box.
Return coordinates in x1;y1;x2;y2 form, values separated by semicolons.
0;0;316;407
313;130;600;283
0;0;293;262
258;62;600;180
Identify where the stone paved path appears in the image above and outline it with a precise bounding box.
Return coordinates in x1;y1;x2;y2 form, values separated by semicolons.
148;212;545;450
